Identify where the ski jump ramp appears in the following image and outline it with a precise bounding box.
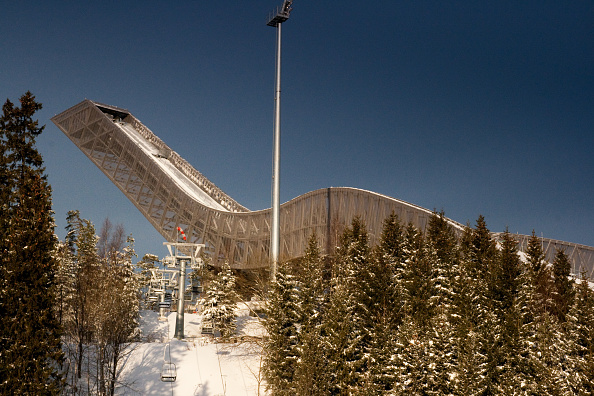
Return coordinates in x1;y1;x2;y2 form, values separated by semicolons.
52;100;594;275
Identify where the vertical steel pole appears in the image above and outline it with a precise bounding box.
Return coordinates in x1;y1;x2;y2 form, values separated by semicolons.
174;259;186;339
271;22;282;282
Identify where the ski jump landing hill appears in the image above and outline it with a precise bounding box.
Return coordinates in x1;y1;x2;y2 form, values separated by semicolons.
52;100;594;276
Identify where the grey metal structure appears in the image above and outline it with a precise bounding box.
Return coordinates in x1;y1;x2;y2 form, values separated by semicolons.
51;100;594;277
267;0;294;280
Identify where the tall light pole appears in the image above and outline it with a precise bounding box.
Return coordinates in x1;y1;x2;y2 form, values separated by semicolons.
267;0;292;281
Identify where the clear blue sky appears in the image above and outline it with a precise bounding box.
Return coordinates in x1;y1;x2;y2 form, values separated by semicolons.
2;1;593;259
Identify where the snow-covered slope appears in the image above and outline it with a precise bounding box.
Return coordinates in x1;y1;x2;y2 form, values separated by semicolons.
117;308;265;395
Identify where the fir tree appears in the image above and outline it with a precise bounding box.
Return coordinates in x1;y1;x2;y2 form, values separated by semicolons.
551;249;574;323
568;272;594;393
263;264;301;395
425;211;459;325
469;215;497;281
293;233;330;395
402;223;436;333
201;262;239;339
320;279;354;395
525;230;554;320
336;217;374;389
366;213;407;392
490;230;532;393
61;210;100;385
0;92;64;394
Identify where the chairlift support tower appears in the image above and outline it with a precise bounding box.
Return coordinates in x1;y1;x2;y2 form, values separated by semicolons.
163;241;204;339
267;0;293;281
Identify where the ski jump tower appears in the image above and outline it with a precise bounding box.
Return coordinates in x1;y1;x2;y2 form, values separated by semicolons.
52;100;594;276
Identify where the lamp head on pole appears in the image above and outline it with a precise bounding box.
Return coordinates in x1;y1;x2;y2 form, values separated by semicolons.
267;0;293;27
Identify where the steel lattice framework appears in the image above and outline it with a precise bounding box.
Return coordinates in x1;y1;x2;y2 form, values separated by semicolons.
52;100;594;276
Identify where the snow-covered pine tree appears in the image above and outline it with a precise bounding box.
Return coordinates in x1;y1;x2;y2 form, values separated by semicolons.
525;230;554;322
402;223;436;334
263;264;301;395
552;249;575;323
60;210;101;386
490;230;532;393
365;212;406;392
319;278;354;394
336;217;375;390
293;233;330;395
135;253;160;291
0;92;64;394
201;262;239;339
567;271;594;393
423;211;459;394
454;217;497;395
520;231;573;393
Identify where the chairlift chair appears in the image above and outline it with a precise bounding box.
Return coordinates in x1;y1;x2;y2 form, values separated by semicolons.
160;362;177;382
160;343;177;382
163;256;176;268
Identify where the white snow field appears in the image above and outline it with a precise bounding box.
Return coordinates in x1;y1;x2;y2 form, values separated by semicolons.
116;305;266;395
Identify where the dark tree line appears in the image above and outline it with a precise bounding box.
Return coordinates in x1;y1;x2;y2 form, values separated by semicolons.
54;212;140;396
263;212;594;395
0;92;140;396
0;92;64;394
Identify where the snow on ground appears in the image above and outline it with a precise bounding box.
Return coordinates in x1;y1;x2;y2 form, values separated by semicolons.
116;306;265;395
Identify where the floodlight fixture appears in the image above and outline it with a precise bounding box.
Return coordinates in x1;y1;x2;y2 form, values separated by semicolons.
267;0;293;26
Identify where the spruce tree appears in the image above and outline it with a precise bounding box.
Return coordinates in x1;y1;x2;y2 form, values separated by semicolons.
568;272;594;393
201;262;239;339
402;223;435;333
491;230;531;393
552;249;574;323
293;233;330;395
61;210;100;385
263;264;301;395
0;92;64;394
335;217;374;389
525;230;554;320
366;213;406;391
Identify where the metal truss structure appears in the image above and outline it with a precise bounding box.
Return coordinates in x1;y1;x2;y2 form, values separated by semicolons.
52;100;594;276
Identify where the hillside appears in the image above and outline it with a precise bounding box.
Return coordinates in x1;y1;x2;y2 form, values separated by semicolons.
117;306;266;395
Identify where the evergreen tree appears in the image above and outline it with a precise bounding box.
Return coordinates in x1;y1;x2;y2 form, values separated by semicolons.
293;233;330;395
552;249;574;323
201;262;239;339
366;213;407;392
336;217;374;389
0;92;64;394
320;278;354;395
425;211;459;325
491;230;532;393
61;210;100;386
568;272;594;393
525;230;554;320
469;215;497;281
263;264;301;395
402;223;436;333
454;217;497;395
